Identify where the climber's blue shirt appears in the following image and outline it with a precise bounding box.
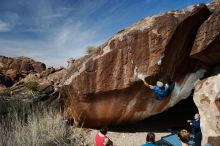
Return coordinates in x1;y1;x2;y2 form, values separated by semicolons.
152;86;169;100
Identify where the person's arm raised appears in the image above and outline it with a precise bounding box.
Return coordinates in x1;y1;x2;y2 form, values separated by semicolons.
141;79;153;89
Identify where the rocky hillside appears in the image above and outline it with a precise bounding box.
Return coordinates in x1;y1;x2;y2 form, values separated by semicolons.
0;56;67;104
0;56;46;91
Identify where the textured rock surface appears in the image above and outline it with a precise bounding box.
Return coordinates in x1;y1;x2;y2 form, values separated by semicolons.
67;58;75;69
193;73;220;145
61;4;210;127
0;73;13;91
6;67;67;103
0;56;46;85
191;5;220;66
0;55;66;104
17;67;67;91
207;0;220;11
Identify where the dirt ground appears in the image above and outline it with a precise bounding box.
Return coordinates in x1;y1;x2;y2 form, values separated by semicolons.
85;129;170;146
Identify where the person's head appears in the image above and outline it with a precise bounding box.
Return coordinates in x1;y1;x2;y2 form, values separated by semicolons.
100;127;108;135
146;132;155;143
156;81;164;88
194;113;200;120
178;129;190;144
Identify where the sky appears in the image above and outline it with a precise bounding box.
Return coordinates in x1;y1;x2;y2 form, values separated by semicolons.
0;0;211;67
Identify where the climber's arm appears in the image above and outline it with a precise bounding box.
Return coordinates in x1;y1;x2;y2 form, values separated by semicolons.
142;79;153;89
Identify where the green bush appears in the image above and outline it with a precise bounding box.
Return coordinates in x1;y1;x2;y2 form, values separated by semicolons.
86;46;96;54
24;81;38;91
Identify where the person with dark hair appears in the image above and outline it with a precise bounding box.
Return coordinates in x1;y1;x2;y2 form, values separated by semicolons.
141;132;156;146
178;129;190;146
187;113;202;146
95;128;113;146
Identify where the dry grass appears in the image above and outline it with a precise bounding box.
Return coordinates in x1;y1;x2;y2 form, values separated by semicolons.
0;103;89;146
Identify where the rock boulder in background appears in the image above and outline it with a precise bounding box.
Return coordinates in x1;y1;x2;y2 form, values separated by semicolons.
0;56;67;105
0;56;46;86
194;73;220;146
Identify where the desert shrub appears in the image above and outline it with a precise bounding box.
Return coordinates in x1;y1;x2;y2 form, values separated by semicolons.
0;104;89;146
24;81;38;91
0;91;11;96
0;100;9;118
86;46;96;54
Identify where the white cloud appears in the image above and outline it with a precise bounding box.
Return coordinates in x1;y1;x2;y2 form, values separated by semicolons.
0;0;126;67
0;20;11;32
0;20;104;68
55;22;97;45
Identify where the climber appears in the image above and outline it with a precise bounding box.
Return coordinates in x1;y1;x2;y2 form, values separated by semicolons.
140;78;170;100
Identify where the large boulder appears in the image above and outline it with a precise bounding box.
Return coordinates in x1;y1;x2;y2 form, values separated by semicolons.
61;4;210;127
193;73;220;146
190;5;220;66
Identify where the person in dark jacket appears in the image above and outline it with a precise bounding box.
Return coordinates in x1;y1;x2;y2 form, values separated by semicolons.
187;113;202;146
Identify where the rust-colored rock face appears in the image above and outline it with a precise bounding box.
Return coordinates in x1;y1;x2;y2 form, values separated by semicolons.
191;5;220;66
16;67;67;88
0;56;46;85
193;73;220;146
62;4;210;127
0;55;67;104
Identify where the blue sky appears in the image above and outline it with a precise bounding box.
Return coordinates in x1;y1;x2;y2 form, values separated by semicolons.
0;0;211;67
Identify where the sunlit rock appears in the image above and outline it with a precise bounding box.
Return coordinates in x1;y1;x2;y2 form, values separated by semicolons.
61;4;210;127
193;73;220;145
